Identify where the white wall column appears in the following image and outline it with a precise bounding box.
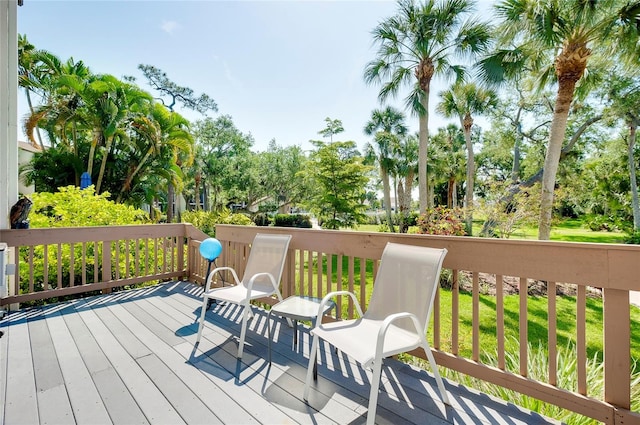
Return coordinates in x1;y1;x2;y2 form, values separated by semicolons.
0;0;19;229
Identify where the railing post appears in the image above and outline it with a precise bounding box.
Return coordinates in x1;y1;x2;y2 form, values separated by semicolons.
101;240;112;294
603;288;630;410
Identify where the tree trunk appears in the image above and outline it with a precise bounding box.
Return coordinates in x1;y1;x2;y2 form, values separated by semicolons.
25;90;45;150
397;180;406;233
447;177;455;208
512;130;521;184
538;79;577;240
381;166;395;232
462;113;474;236
539;43;589;240
167;183;175;223
628;118;640;231
96;137;113;194
418;92;429;213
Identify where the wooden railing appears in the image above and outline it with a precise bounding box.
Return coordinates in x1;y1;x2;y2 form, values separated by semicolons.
2;223;639;424
0;223;208;305
204;225;640;425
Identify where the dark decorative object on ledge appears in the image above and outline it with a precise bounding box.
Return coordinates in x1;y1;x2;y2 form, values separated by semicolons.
10;196;32;229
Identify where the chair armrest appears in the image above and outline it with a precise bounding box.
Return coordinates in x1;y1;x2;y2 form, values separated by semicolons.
245;272;276;293
205;266;240;292
315;291;364;327
375;312;422;359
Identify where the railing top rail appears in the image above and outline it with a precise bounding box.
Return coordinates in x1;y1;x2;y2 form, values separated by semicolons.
0;223;192;246
215;225;640;291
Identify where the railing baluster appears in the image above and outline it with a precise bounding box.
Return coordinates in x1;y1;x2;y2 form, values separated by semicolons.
496;274;505;370
326;253;332;300
81;242;87;285
28;246;34;293
125;239;130;279
452;269;459;355
297;249;304;296
154;238;159;274
577;284;587;395
348;256;355;319
114;241;120;280
316;252;322;298
70;243;75;287
93;241;99;284
307;250;313;297
359;257;366;311
57;243;62;289
145;238;149;276
473;271;480;362
43;244;49;291
548;281;557;386
337;254;343;319
519;277;528;377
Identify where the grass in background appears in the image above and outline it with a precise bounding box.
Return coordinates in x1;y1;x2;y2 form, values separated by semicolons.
350;218;626;243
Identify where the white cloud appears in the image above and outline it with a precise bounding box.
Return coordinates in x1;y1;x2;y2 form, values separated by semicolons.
161;20;180;35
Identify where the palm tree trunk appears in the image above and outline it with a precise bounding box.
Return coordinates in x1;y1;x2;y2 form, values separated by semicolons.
96;137;113;194
167;183;175;223
628;119;640;231
462;114;474;236
25;91;45;150
538;80;577;240
381;167;395;232
418;91;429;213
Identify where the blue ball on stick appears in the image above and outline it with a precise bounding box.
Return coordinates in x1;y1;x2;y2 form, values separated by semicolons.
199;238;222;261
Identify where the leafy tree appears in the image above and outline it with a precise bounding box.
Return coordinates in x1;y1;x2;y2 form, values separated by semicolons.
483;0;640;239
437;82;497;235
137;64;217;221
429;125;466;208
363;106;408;232
192;116;253;212
137;64;218;114
256;140;309;213
302;140;371;230
318;117;344;142
365;0;492;213
604;72;640;230
393;133;419;232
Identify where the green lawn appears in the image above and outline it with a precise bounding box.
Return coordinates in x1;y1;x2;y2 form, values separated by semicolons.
351;218;627;243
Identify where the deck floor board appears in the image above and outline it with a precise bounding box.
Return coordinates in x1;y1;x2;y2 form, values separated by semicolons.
0;282;562;425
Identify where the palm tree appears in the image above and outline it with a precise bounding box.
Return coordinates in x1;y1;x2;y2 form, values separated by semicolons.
437;82;496;235
364;106;408;232
364;0;491;213
393;133;419;232
485;0;640;240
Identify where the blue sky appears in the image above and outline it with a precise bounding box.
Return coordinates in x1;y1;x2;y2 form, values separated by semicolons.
18;0;494;152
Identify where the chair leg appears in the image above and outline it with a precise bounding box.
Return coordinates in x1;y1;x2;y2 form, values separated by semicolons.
195;295;209;344
237;304;252;359
366;357;383;425
423;343;450;405
303;333;320;401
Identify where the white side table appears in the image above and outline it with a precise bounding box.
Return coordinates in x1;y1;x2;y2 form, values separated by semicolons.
267;295;336;379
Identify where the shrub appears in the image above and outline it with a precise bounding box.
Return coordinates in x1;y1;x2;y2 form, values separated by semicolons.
273;214;313;228
181;209;253;237
253;213;271;227
29;185;149;228
624;230;640;245
417;206;466;236
17;186;151;305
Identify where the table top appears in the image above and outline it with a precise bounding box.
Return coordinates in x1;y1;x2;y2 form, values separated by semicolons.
270;295;336;322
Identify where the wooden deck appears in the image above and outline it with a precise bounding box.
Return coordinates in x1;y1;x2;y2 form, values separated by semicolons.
0;282;561;425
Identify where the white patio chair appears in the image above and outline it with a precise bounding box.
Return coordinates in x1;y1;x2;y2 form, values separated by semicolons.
195;233;292;359
303;242;450;425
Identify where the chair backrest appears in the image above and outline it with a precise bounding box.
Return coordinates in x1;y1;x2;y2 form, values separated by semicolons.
364;243;447;334
241;233;292;292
